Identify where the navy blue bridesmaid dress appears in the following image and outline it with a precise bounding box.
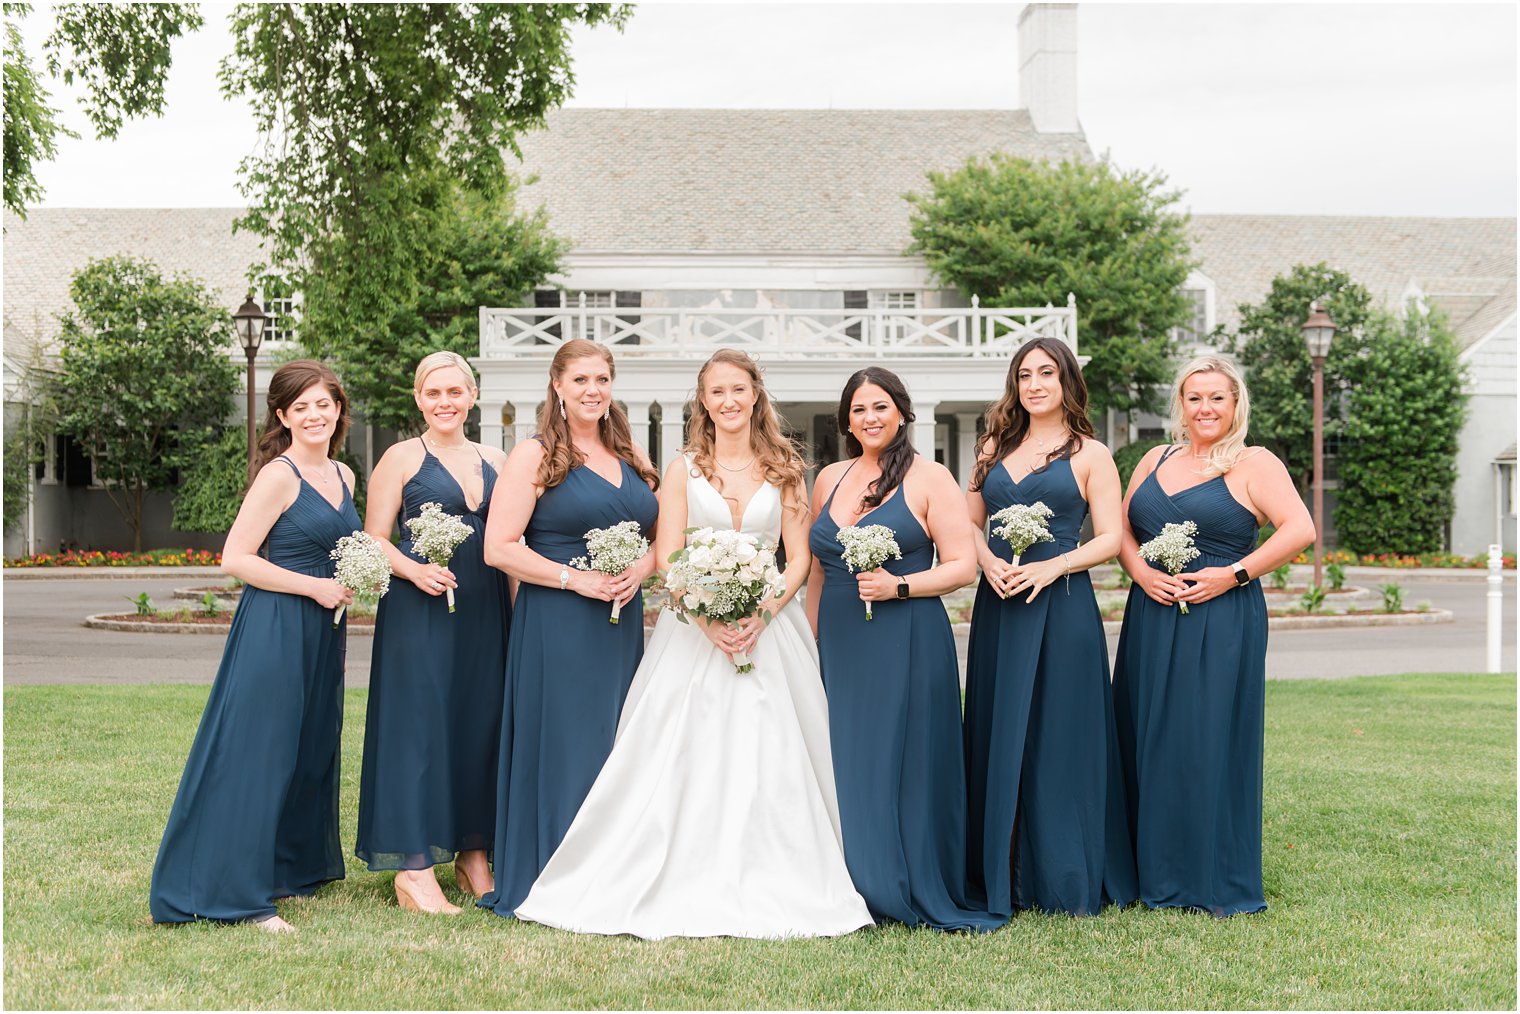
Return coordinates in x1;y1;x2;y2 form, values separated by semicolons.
1112;444;1268;916
963;457;1136;917
355;442;510;872
150;456;360;924
481;457;658;918
809;466;1005;932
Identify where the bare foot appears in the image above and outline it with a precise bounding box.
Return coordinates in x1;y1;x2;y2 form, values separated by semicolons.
454;851;494;898
394;869;461;915
252;914;295;934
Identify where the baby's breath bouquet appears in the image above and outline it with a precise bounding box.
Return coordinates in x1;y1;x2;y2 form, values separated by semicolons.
835;523;903;621
989;501;1056;566
330;531;392;626
571;520;651;624
664;527;786;674
405;502;474;613
1138;520;1202;615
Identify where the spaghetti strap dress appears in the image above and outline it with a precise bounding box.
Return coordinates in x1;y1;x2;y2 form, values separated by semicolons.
963;456;1136;917
150;456;359;924
355;442;510;871
481;457;659;918
808;464;1005;932
1112;444;1268;916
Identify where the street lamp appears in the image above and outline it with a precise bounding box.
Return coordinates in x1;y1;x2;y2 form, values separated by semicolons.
1301;300;1337;590
232;293;268;481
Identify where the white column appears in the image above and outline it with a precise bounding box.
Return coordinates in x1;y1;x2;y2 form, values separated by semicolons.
479;406;503;453
512;401;538;447
955;412;981;489
624;400;654;456
660;402;687;466
913;400;940;462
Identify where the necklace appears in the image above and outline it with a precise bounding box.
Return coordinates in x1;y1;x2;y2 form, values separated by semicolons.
290;459;332;484
426;435;470;451
1030;428;1069;451
716;455;756;472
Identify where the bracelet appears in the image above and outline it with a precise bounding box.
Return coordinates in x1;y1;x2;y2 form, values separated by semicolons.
1061;552;1073;594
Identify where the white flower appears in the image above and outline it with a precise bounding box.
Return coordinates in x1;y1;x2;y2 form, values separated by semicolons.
989;501;1056;557
836;524;902;573
405;502;474;566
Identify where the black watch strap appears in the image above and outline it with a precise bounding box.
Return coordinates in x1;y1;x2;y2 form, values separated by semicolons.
897;579;910;600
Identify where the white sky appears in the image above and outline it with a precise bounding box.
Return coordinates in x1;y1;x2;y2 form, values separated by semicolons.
15;2;1518;217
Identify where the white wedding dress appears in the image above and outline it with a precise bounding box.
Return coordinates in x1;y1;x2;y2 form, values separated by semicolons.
514;464;874;939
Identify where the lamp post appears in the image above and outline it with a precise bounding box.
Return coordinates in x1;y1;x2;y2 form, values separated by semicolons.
1301;300;1337;590
232;293;268;481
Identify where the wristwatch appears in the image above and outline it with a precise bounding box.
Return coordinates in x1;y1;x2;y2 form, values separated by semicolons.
1232;562;1250;586
896;578;911;600
559;567;571;591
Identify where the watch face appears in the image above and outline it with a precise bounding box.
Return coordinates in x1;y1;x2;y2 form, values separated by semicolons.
897;581;910;599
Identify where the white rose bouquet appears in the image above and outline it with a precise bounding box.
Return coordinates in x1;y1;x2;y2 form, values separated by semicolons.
405;501;474;613
989;501;1056;566
664;527;786;674
1138;519;1202;615
835;523;903;621
571;520;651;624
329;530;392;627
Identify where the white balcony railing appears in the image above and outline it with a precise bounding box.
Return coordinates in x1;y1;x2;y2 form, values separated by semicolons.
478;294;1077;360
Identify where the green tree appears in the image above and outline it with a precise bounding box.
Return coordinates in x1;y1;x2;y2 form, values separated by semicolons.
2;2;201;215
1334;306;1467;554
53;256;239;550
170;425;246;533
906;155;1195;418
1218;263;1374;492
218;3;625;421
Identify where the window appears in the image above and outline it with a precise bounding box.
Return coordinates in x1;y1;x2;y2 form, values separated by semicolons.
1172;288;1208;346
262;296;298;345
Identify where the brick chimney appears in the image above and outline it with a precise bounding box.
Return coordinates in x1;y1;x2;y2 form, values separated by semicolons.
1019;4;1079;134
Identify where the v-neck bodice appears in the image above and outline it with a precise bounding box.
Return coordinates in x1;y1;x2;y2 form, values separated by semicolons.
264;456;361;575
980;456;1086;565
1128;446;1258;564
524;458;659;566
809;465;931;580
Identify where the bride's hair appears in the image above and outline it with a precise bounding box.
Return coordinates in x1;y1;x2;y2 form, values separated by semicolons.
683;349;809;515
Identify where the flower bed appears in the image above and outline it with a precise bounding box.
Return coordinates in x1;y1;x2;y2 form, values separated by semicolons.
1291;549;1515;569
5;548;221;568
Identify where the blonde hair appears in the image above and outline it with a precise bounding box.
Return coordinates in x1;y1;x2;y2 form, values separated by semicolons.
534;339;660;490
413;351;477;392
683;348;809;514
1170;355;1251;477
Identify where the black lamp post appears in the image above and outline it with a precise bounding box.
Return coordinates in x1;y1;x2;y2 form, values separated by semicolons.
232;293;268;480
1301;300;1337;590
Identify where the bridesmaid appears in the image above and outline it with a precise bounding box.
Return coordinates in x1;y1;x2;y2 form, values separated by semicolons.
479;338;660;919
150;360;359;933
807;367;1003;932
962;338;1136;918
1113;355;1314;916
354;352;510;915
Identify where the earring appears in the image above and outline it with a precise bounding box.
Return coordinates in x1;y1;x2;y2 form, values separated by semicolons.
559;399;566;420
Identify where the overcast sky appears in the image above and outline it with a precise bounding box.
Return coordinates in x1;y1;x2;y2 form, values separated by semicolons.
15;2;1517;217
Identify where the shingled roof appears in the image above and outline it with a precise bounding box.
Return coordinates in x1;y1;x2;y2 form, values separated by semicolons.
513;107;1092;254
2;207;261;363
1187;214;1516;343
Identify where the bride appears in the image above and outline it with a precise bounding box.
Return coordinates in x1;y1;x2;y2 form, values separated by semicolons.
514;349;873;939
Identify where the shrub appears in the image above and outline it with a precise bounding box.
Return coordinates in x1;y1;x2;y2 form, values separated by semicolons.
172;426;248;533
1300;585;1327;613
125;592;155;617
1113;439;1169;493
1325;562;1346;591
1271;563;1292;590
1379;583;1404;613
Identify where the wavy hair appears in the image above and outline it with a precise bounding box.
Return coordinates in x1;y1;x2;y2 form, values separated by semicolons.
253;359;351;482
413;350;477;392
683;348;809;514
534;339;660;490
970;338;1096;492
1170;354;1252;477
837;366;917;512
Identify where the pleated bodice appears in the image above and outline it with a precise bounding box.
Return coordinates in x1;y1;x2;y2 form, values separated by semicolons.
262;467;361;575
1127;456;1259;568
396;445;497;561
524;459;659;566
980;457;1086;564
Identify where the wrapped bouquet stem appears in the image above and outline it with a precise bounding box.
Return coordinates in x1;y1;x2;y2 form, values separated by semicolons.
664;527;786;674
572;520;651;624
1138;520;1202;615
406;502;474;613
329;531;392;626
989;500;1056;588
835;523;903;621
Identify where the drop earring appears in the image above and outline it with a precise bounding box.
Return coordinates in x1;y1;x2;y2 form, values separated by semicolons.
559;399;567;420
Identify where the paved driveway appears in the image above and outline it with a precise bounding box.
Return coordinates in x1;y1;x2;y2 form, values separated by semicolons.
2;572;1513;687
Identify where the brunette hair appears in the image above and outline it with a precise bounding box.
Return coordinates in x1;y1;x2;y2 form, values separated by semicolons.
253;359;351;482
970;338;1096;492
836;366;916;512
1170;355;1252;477
683;348;809;514
534;339;660;490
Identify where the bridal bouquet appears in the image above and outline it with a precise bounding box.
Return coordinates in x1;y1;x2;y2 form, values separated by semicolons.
330;530;392;626
571;520;651;624
406;502;473;613
835;523;902;621
1138;520;1202;615
664;527;786;674
989;501;1055;567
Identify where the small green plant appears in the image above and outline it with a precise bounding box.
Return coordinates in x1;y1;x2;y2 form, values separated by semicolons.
1379;582;1404;613
1300;584;1327;613
199;591;223;618
1271;563;1292;590
1326;561;1346;591
1415;600;1431;613
1116;570;1133;590
125;592;155;617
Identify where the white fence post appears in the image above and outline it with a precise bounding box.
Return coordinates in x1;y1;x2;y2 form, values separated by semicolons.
1487;544;1504;673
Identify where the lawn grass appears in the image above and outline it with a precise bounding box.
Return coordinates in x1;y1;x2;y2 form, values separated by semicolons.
4;674;1514;1010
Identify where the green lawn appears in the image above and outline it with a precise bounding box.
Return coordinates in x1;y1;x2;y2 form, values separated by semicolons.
4;674;1514;1010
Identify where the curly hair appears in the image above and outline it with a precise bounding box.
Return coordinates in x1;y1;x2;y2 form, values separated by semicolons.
534;339;660;490
683;349;809;515
970;338;1095;493
253;359;351;482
